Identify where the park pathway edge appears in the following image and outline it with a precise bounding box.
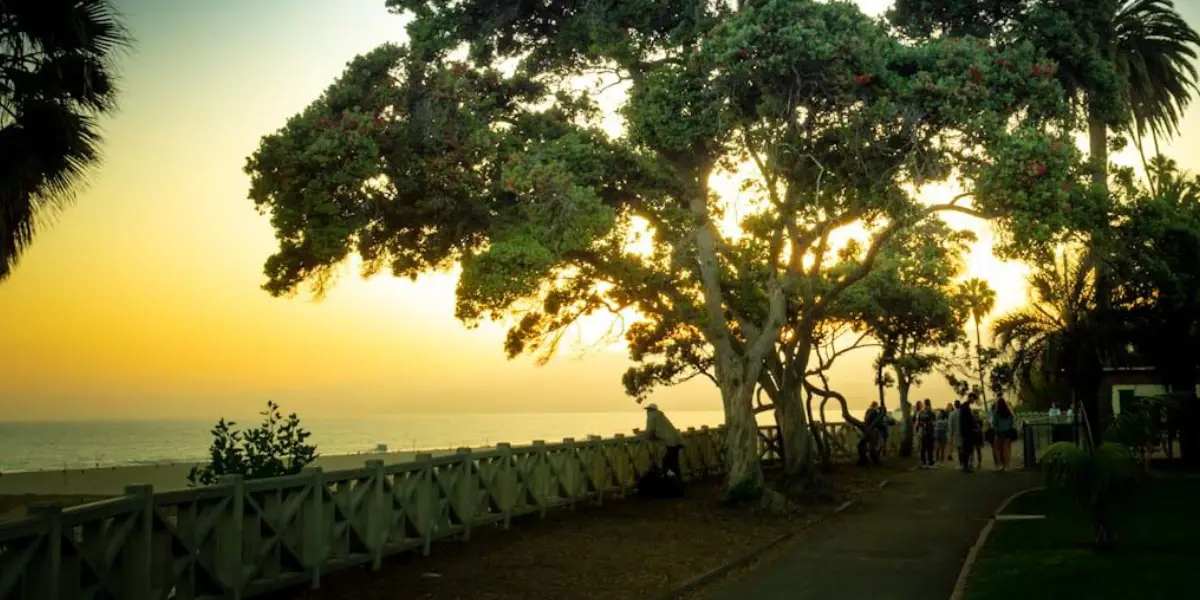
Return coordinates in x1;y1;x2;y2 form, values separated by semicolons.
651;482;886;600
947;485;1047;600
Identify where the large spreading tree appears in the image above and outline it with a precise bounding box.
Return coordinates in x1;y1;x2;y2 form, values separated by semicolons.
247;0;1099;501
836;221;973;457
891;0;1200;432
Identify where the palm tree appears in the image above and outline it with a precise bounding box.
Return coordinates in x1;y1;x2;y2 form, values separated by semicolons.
1107;0;1200;186
991;250;1104;410
958;278;995;410
1086;1;1199;327
0;0;131;281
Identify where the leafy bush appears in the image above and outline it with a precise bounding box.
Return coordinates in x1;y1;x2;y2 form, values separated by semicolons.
187;401;318;486
1040;398;1169;550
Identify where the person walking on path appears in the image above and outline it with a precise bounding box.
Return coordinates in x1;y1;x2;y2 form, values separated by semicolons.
971;407;985;467
948;400;962;466
642;403;685;478
917;399;937;468
935;409;950;462
990;397;1017;471
958;394;978;473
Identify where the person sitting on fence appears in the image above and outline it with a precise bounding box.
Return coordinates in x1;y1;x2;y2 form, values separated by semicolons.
642;403;685;478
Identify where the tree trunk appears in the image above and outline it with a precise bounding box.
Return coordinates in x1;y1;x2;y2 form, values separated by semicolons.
804;386;831;469
774;381;814;483
974;317;990;413
897;375;914;458
720;379;765;504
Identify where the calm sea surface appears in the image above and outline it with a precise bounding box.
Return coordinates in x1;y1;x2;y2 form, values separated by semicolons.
0;411;728;473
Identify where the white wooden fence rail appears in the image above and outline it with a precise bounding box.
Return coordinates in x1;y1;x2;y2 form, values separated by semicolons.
0;422;861;600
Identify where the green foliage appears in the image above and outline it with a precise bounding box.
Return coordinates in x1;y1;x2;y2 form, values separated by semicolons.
247;1;1101;455
891;0;1200;178
187;401;318;487
991;248;1106;400
836;220;972;394
0;0;133;281
1110;158;1200;391
1042;440;1142;543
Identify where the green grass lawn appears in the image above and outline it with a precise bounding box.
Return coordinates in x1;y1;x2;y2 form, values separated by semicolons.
967;477;1200;600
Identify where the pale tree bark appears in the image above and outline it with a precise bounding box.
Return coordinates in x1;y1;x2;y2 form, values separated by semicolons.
685;169;787;502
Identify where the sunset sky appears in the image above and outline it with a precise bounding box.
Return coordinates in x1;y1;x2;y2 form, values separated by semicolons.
2;0;1198;422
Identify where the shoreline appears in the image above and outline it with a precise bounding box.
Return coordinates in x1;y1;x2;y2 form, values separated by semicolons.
0;446;475;497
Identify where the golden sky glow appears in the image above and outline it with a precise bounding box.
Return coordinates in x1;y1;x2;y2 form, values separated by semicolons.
1;0;1198;421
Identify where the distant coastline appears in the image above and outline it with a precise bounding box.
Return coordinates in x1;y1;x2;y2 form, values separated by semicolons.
0;411;734;492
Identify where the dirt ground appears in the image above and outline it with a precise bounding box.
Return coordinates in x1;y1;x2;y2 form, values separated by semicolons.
287;459;915;600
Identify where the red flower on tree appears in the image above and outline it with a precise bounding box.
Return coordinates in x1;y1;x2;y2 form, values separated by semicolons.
1030;161;1048;177
969;65;982;82
855;73;873;85
737;48;750;59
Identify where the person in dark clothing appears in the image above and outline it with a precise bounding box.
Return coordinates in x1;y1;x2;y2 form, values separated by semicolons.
917;399;937;468
958;393;978;473
859;402;881;466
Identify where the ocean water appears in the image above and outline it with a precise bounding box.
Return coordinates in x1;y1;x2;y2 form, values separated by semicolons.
0;411;727;473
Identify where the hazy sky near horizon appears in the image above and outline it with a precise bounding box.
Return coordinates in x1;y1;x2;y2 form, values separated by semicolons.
2;0;1199;422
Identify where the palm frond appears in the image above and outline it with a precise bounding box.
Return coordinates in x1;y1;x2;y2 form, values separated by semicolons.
1114;0;1200;141
0;0;131;280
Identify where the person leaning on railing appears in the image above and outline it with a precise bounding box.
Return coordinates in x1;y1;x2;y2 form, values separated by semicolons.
642;403;685;478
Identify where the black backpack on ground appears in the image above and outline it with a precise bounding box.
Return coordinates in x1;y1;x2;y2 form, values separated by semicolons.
637;466;684;498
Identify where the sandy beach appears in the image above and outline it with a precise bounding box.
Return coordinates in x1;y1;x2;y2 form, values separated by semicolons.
0;447;465;498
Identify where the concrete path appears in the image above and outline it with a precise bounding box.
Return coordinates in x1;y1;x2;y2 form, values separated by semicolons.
701;456;1038;600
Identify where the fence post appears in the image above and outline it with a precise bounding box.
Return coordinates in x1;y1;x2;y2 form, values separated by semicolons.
561;438;578;510
365;460;386;570
302;467;325;588
495;443;514;529
587;435;605;504
27;502;62;600
454;448;475;541
698;426;712;474
216;474;245;599
122;484;154;600
415;453;434;556
532;441;548;518
612;434;630;494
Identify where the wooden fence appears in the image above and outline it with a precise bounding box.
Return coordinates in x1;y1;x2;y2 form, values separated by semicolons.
0;422;861;600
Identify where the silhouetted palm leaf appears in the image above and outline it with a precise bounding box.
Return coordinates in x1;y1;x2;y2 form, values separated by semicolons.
992;248;1098;396
1113;0;1200;143
0;0;131;280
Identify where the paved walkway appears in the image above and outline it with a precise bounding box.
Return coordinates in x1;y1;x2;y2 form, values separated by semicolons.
702;456;1039;600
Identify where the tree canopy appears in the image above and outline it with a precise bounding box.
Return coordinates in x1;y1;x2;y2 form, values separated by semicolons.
246;0;1105;497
